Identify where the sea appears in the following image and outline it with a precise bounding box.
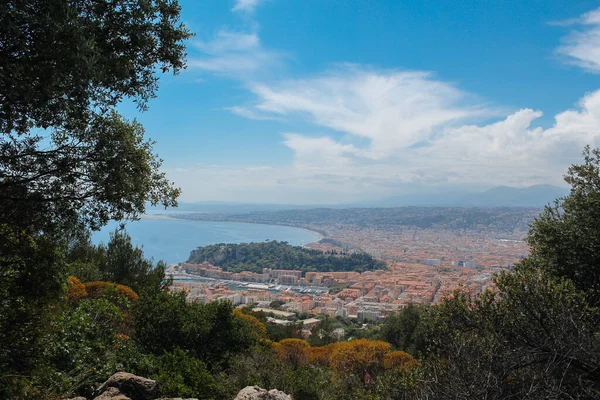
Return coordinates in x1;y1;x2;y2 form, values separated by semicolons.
91;214;321;265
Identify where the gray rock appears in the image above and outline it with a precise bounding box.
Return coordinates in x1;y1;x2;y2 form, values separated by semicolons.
93;386;131;400
96;372;159;400
234;386;292;400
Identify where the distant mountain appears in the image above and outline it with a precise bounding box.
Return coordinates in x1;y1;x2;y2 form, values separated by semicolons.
366;184;569;208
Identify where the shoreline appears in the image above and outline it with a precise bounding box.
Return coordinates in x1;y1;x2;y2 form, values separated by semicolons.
141;213;324;246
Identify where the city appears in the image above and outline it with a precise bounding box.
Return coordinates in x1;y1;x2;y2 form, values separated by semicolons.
168;254;498;323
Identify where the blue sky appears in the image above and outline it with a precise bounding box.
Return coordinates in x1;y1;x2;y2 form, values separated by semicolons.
123;0;600;204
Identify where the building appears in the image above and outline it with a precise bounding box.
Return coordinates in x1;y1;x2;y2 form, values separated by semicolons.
253;307;296;320
301;318;321;330
271;269;303;279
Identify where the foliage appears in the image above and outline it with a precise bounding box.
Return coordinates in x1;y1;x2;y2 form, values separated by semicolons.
383;351;418;370
5;3;600;397
370;368;421;400
36;298;130;398
262;338;420;399
379;303;427;356
273;339;310;367
188;241;386;274
306;345;333;366
132;291;259;371
222;341;288;398
280;364;331;400
329;339;391;381
0;1;189;395
83;281;139;303
67;230;168;294
234;309;268;339
308;316;341;346
269;299;286;309
528;145;600;305
101;230;167;293
266;320;304;342
0;225;67;398
402;148;600;399
1;0;190;229
344;323;380;341
66;276;88;303
1;0;190;134
418;272;600;399
128;348;220;400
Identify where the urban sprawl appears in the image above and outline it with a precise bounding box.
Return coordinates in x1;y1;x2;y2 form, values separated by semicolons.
168;255;508;325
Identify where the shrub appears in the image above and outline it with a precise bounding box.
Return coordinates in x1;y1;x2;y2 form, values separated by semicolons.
234;309;268;339
306;345;333;366
383;351;418;370
67;276;88;303
329;339;391;379
84;281;139;302
274;339;310;367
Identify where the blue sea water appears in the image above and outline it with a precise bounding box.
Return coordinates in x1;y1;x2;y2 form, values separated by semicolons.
91;216;320;264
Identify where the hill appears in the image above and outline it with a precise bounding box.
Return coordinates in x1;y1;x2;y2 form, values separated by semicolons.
187;241;386;274
176;206;539;235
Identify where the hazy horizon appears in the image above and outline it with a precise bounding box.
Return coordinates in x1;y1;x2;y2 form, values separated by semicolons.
146;183;567;210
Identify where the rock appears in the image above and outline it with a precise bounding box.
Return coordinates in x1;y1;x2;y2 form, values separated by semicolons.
234;386;292;400
66;397;88;400
93;386;131;400
96;372;159;400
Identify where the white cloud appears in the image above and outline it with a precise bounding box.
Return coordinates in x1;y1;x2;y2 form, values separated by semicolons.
175;6;600;203
283;133;364;168
194;31;260;54
188;30;282;78
237;66;494;160
217;66;600;200
556;7;600;73
232;0;263;12
398;90;600;186
226;106;281;121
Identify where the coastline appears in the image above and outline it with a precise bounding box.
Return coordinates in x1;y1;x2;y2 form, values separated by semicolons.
141;213;324;246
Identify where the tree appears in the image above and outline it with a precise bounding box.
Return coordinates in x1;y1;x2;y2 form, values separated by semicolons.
0;225;65;389
413;148;600;399
130;348;220;399
308;316;339;346
0;1;190;392
419;269;600;399
528;145;600;305
100;230;167;293
67;230;168;293
132;292;259;371
379;303;427;356
329;339;391;382
273;339;310;367
1;0;190;230
36;298;132;398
